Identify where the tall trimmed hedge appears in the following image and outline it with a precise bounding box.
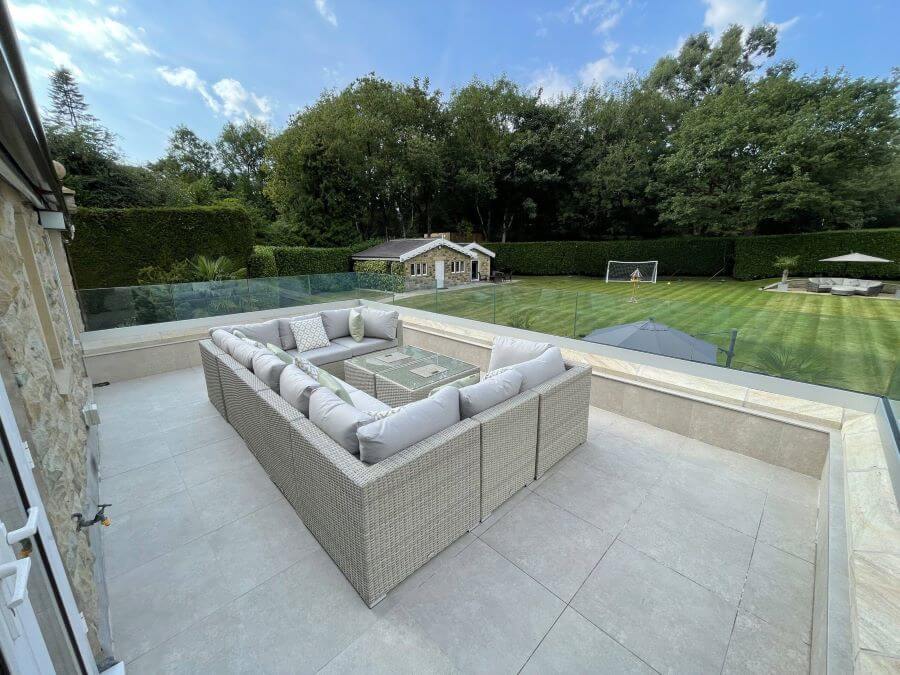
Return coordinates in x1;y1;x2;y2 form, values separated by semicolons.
71;206;254;288
271;246;354;276
489;238;735;277
733;228;900;280
247;245;277;278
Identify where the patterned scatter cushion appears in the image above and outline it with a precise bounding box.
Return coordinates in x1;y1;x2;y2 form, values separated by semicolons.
294;355;320;379
482;365;514;380
317;368;353;405
290;316;330;353
266;343;294;365
349;307;365;343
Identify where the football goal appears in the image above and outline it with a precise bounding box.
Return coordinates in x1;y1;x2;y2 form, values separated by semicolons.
605;260;658;283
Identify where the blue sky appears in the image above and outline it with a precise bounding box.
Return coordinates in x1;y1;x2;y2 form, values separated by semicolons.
10;0;899;163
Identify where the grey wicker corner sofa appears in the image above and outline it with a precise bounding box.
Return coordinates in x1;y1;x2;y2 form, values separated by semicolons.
199;306;591;607
807;277;884;296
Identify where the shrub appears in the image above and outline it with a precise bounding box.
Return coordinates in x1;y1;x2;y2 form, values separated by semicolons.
733;229;900;280
489;238;735;277
354;260;405;292
247;246;277;278
70;206;254;288
271;246;354;276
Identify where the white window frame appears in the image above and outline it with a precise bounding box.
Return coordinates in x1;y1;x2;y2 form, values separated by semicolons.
410;262;428;277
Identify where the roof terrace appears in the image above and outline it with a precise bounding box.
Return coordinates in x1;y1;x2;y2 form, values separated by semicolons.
84;297;900;674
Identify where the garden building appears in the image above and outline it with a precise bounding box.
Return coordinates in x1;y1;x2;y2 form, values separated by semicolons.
352;238;494;288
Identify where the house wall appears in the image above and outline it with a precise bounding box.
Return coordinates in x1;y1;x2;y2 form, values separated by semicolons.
405;245;472;285
472;251;491;277
0;179;108;660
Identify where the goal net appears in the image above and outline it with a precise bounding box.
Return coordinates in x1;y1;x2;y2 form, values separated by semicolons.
605;260;658;283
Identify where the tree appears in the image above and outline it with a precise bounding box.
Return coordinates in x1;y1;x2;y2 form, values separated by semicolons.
774;255;800;282
151;125;218;184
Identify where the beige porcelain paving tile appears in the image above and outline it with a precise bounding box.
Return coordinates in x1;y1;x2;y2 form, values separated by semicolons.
672;438;774;492
399;539;565;674
744;389;843;429
571;541;736;674
619;494;755;604
189;461;282;532
846;469;900;555
320;610;458;675
100;432;172;478
161;413;237;454
480;492;615;601
200;498;321;596
571;438;669;490
776;424;829;478
172;435;256;487
844;431;890;471
109;537;238;663
471;486;531;537
757;494;818;563
767;466;820;508
655;460;767;536
103;490;203;579
100;457;187;515
741;543;814;645
521;607;654;674
126;548;377;674
534;459;647;535
722;611;810;675
151;398;221;431
851;551;900;657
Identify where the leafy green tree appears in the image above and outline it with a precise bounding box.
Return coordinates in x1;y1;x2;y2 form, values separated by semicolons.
151;125;219;184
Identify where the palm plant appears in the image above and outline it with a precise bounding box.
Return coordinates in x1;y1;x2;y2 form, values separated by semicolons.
746;345;828;382
773;255;800;283
189;255;247;281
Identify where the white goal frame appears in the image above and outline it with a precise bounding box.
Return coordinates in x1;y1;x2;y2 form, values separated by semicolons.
605;260;658;283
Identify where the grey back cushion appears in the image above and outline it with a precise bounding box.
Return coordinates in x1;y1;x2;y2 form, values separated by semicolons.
488;335;553;372
458;369;523;418
210;328;234;351
319;309;352;340
362;307;399;340
229;339;261;369
278;313;319;350
357;386;460;464
309;388;374;454
279;365;320;415
230;319;281;347
512;347;566;389
252;351;289;393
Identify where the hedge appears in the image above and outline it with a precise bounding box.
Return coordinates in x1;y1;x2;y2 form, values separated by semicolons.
732;228;900;280
271;246;354;276
247;246;277;278
70;206;254;288
353;259;406;292
488;237;735;278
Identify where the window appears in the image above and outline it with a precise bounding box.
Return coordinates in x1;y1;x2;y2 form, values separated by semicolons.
449;260;464;274
410;262;428;277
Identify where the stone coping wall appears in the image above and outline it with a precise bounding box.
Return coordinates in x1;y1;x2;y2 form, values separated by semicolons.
0;180;107;659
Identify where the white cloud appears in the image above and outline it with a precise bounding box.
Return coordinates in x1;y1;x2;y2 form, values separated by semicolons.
603;40;619;54
10;2;154;62
27;41;86;80
108;5;125;17
595;11;622;33
314;0;337;26
529;65;574;101
568;0;626;34
702;0;765;35
158;66;272;121
579;57;634;87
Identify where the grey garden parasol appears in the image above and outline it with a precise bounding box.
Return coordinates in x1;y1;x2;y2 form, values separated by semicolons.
582;319;720;364
818;252;893;263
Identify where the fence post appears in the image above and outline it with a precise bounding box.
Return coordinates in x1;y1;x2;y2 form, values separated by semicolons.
572;292;579;338
725;329;738;368
492;285;497;324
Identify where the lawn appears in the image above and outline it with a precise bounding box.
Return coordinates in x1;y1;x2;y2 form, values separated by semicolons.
391;276;899;397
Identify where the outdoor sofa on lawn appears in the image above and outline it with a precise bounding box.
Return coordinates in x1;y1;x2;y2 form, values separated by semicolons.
199;306;590;607
807;277;884;296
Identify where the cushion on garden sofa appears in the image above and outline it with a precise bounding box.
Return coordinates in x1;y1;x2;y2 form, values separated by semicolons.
211;319;281;347
458;369;523;418
320;308;352;340
488;335;554;372
309;388;375;453
277;313;319;350
286;343;354;366
252;351;289;393
357;386;461;464
331;336;398;358
229;338;263;369
279;365;321;415
497;347;566;390
361;307;399;340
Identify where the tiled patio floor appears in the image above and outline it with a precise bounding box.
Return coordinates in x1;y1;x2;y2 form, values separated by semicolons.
96;367;819;674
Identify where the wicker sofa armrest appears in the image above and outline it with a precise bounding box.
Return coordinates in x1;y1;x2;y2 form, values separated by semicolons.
473;389;540;518
199;339;227;418
289;414;480;606
532;361;592;479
